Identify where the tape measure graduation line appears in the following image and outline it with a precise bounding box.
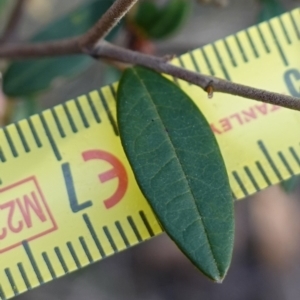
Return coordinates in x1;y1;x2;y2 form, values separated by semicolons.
0;8;299;300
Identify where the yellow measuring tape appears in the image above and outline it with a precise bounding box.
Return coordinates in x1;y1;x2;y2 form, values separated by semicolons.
0;8;299;299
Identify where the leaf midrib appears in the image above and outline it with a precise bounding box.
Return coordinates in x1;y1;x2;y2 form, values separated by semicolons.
132;69;222;279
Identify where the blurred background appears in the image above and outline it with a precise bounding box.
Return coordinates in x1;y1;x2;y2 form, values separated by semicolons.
1;0;300;299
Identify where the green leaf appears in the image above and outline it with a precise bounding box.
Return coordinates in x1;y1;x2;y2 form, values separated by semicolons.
117;67;234;281
11;96;40;123
281;175;300;193
0;0;10;21
132;0;191;39
257;0;285;22
102;65;122;86
0;0;8;12
3;0;121;97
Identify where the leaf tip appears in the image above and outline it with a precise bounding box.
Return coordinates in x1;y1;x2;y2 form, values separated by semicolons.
215;276;225;284
205;272;225;284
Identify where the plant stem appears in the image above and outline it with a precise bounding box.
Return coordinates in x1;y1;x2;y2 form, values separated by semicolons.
93;42;300;110
79;0;139;50
0;0;27;44
0;38;80;58
0;39;299;110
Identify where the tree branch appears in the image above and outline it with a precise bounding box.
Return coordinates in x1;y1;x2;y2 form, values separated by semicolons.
0;38;80;58
92;42;300;110
0;0;27;44
1;39;298;111
79;0;139;50
0;0;139;56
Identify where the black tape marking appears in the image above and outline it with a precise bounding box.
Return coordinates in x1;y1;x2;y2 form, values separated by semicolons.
15;123;30;153
27;118;42;147
42;252;56;279
232;190;237;200
103;226;118;252
139;211;155;237
244;166;260;191
67;241;81;268
62;103;78;133
256;161;272;186
200;47;215;75
17;263;31;290
258;140;283;181
109;84;117;99
79;236;93;263
245;29;259;58
115;221;130;248
212;43;231;81
234;34;248;63
278;151;294;176
87;94;101;124
5;268;18;295
0;147;6;162
3;128;18;157
267;20;288;66
23;241;44;284
188;51;201;72
232;171;249;196
0;285;6;300
289;147;300;166
54;247;69;273
39;114;62;161
289;11;300;40
223;39;237;67
83;214;106;258
51;108;66;138
127;216;142;242
99;89;119;136
75;98;90;128
278;15;291;44
256;24;270;53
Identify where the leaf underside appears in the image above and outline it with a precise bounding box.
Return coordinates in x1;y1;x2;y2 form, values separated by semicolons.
117;67;234;282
